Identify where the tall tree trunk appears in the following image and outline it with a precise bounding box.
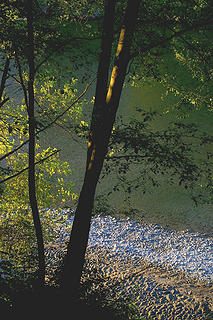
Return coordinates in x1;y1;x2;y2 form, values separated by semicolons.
62;0;140;294
27;0;45;288
62;0;116;294
0;57;10;101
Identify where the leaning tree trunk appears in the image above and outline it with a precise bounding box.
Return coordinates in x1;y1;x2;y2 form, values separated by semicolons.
27;0;45;288
62;0;140;294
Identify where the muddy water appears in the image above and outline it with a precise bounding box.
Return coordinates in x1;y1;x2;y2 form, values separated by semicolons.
40;82;213;235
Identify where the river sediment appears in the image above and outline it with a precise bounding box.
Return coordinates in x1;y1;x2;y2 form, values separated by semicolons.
46;213;213;319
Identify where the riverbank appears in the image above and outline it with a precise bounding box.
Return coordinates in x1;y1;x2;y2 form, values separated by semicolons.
45;213;213;319
84;248;213;319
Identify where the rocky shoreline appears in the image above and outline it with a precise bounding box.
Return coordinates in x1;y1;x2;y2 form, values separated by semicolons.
46;213;213;319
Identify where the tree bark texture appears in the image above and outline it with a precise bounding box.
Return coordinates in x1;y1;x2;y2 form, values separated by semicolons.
0;57;10;101
62;0;140;294
27;0;45;287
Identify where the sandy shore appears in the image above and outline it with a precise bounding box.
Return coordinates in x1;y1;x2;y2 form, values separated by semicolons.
46;241;213;319
45;213;213;319
83;248;213;320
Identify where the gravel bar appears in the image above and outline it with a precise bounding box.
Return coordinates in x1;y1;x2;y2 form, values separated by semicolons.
59;214;213;284
46;212;213;319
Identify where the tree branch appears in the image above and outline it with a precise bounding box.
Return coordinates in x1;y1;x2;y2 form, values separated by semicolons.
106;154;146;160
0;97;9;108
0;149;60;184
14;52;29;110
0;79;94;162
40;78;95;131
35;37;101;73
131;19;213;60
0;140;29;162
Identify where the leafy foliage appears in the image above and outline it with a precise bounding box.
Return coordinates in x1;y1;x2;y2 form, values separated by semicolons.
104;110;213;205
127;0;213;120
0;0;213;307
0;144;76;269
0;0;91;273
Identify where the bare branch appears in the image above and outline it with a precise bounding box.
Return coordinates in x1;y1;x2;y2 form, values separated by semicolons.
7;72;22;85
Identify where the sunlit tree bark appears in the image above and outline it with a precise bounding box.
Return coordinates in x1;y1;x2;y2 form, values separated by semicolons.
62;0;140;293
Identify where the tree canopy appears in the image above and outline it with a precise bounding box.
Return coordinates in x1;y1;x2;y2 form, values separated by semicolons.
0;0;213;305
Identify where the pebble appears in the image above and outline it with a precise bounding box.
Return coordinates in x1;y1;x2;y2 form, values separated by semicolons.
59;213;213;284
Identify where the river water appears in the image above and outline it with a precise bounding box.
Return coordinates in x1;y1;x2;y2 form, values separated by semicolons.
2;62;213;235
40;81;213;235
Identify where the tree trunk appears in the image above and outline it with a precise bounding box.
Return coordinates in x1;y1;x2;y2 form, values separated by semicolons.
62;0;140;294
27;0;45;288
0;57;10;101
62;0;116;294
